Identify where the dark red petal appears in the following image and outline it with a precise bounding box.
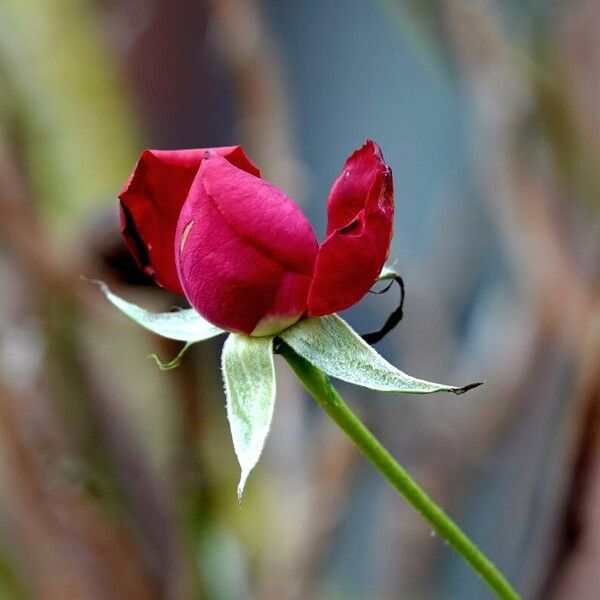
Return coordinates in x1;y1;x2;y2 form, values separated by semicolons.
175;152;318;334
119;146;259;294
307;141;394;315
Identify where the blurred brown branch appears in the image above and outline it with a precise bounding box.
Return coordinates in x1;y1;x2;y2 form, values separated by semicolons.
441;1;600;596
0;114;194;599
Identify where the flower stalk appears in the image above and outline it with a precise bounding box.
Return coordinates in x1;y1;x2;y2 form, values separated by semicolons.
280;342;520;600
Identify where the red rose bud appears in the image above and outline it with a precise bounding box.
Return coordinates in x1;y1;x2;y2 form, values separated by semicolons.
120;141;394;336
175;152;319;335
119;146;259;294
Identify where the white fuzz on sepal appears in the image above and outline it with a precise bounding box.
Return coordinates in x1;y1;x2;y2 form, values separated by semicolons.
281;314;481;395
378;264;399;281
221;333;276;499
90;279;224;342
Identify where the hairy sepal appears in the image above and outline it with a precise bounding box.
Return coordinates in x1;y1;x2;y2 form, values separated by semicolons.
221;333;276;499
92;280;223;342
281;314;481;395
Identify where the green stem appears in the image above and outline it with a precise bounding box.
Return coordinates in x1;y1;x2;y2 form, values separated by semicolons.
280;344;520;600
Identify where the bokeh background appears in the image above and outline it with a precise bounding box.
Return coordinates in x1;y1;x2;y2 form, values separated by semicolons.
0;0;599;598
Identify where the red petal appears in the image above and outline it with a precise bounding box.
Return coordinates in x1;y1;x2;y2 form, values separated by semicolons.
175;152;318;334
119;146;259;294
307;141;394;315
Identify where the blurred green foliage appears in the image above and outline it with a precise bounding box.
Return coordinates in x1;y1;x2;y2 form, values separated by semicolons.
0;0;139;238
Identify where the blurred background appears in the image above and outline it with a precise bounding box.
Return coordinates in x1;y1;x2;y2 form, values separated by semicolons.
0;0;599;598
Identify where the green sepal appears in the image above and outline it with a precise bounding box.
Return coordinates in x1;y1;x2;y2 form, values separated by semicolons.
90;279;224;342
378;264;399;281
281;314;481;395
150;342;194;371
221;333;276;499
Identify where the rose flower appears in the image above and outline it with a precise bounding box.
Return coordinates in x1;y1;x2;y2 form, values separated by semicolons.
119;141;393;335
